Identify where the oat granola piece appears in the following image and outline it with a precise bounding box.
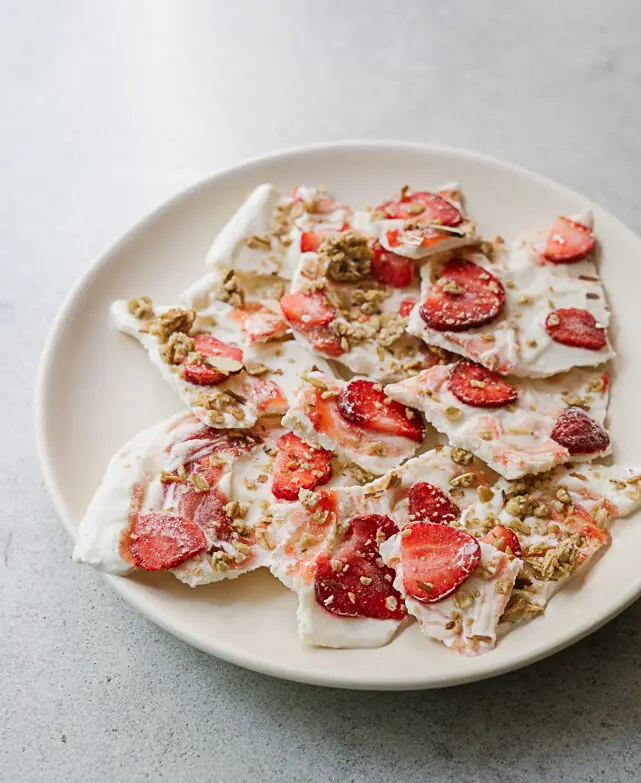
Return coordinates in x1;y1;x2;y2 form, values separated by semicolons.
320;232;372;283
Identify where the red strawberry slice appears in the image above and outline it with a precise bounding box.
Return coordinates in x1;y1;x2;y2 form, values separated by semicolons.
128;511;208;571
543;217;596;263
272;432;332;501
400;522;481;603
371;240;415;287
336;379;425;443
375;191;463;226
448;360;518;408
545;308;607;351
280;290;344;357
399;297;417;317
482;525;523;558
232;303;289;343
280;290;336;328
300;229;338;253
183;335;244;386
408;482;460;525
550;407;610;455
314;514;405;620
420;258;506;331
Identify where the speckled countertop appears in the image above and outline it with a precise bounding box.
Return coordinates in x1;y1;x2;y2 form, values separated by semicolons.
4;1;641;780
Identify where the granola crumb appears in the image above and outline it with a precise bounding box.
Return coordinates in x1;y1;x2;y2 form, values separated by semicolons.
320;233;372;283
127;296;154;320
149;308;196;344
450;447;473;466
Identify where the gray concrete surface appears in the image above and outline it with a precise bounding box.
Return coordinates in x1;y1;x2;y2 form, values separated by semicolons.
3;1;641;780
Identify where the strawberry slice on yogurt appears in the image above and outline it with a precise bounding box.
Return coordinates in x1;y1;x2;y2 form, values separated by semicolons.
386;363;611;480
111;297;336;429
543;216;596;263
73;412;287;585
282;371;425;474
380;531;521;656
271;432;333;501
407;213;614;378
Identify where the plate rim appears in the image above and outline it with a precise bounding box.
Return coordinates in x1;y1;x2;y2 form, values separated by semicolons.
35;138;641;690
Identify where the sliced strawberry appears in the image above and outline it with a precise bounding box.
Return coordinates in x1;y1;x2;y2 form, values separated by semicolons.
183;335;244;386
550;407;610;455
336;379;425;443
408;482;460;525
545;308;607;351
482;525;523;558
128;511;207;571
300;229;337;253
314;514;404;619
280;290;344;357
280;290;336;328
371;240;415;287
543;217;596;263
448;360;518;408
420;258;505;331
272;432;332;501
399;297;417;317
231;303;288;343
375;191;463;226
400;522;481;603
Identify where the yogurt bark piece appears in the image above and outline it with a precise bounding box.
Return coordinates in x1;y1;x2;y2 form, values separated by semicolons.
357;183;478;260
280;228;453;381
457;462;641;625
202;183;352;287
407;213;614;377
73;413;286;585
380;534;521;656
268;445;487;648
112;298;335;429
281;371;427;475
386;363;611;479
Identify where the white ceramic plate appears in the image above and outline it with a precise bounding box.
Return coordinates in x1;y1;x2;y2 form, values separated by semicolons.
36;141;641;690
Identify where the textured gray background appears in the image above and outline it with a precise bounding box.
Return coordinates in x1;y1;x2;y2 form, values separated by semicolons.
3;1;641;781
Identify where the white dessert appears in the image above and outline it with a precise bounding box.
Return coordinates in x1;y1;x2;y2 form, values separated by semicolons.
73;412;283;584
407;213;615;377
112;299;335;429
386;365;611;479
380;537;521;656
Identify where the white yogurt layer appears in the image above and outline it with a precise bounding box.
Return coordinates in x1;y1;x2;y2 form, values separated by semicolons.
380;537;520;656
73;413;286;584
205;183;288;277
281;371;422;475
268;446;490;649
457;461;641;622
112;300;335;429
386;365;611;479
407;213;615;378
